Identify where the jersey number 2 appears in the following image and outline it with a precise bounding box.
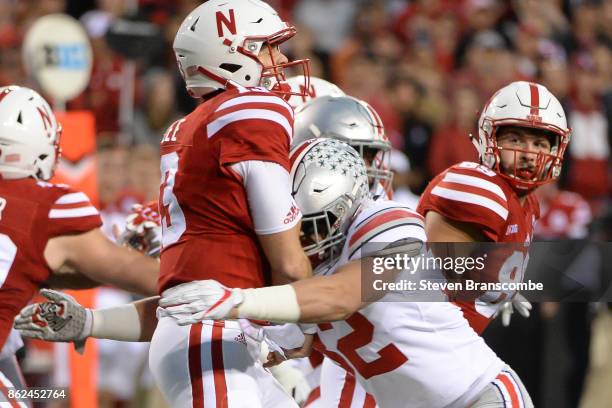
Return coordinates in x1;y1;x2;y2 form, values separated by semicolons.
323;312;408;379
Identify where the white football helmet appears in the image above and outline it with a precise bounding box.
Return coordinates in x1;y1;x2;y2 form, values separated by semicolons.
173;0;310;98
285;76;345;108
0;86;61;181
474;81;571;191
292;95;392;195
290;139;369;261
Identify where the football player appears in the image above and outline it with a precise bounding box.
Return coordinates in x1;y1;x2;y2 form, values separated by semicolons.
285;75;345;109
0;86;159;395
152;0;312;406
292;95;393;199
158;139;534;407
417;81;571;333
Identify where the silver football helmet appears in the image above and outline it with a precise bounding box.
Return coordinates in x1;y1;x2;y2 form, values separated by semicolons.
290;138;369;261
292;95;392;195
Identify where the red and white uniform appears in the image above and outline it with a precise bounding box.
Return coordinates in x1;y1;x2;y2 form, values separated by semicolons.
151;84;299;408
157;84;298;293
0;179;101;350
417;162;540;334
536;190;591;239
314;198;505;408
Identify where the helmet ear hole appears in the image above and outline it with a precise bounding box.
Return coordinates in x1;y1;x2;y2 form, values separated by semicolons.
219;63;241;73
38;154;48;160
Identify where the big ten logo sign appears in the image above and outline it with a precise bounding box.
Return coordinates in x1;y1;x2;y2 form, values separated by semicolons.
43;43;88;70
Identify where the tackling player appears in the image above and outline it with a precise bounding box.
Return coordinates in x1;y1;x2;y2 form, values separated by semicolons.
292;95;393;199
417;81;571;333
0;86;159;395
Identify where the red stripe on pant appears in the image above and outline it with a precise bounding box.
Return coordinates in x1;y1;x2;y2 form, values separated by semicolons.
189;323;204;408
364;393;376;408
339;372;357;408
497;373;520;407
212;321;228;408
189;322;229;408
0;380;21;408
303;386;321;407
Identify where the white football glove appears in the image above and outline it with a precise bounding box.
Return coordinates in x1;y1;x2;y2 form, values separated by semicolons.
13;289;92;353
269;360;312;405
116;201;161;257
159;280;244;325
498;293;532;327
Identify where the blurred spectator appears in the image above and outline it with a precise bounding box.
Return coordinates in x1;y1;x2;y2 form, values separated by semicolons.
330;1;397;84
388;149;420;209
427;86;480;177
388;75;433;193
293;0;357;77
535;182;593;240
133;69;180;145
565;53;609;213
127;143;161;202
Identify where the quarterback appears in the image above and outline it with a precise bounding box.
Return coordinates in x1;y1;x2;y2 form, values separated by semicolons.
150;0;312;406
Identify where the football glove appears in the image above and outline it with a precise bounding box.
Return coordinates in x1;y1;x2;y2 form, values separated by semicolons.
498;293;532;327
13;289;92;353
116;201;161;257
159;280;244;325
269;360;312;405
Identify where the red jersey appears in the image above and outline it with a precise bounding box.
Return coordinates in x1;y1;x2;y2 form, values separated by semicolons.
417;161;540;333
158;85;294;293
0;179;101;349
536;190;591;239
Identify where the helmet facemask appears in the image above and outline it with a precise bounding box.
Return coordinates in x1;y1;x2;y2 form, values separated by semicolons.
483;122;570;191
359;144;393;195
245;29;311;99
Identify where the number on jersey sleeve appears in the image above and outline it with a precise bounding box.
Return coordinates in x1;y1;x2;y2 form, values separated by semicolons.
0;234;17;289
160;152;186;247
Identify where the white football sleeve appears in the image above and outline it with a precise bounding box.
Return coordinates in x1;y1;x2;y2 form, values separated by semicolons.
231;161;301;235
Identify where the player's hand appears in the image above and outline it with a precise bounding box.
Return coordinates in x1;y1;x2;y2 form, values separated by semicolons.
115;201;161;257
499;293;532;327
13;289;92;353
269;360;312;405
159;280;244;324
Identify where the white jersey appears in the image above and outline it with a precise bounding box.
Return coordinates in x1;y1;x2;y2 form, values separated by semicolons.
315;199;504;408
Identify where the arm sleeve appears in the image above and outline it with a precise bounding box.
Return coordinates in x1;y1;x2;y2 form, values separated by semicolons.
46;188;102;238
216;94;293;171
231;161;301;235
417;168;508;241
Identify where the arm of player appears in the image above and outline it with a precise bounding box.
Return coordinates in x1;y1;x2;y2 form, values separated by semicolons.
14;289;159;343
232;160;312;283
45;228;159;296
160;258;379;325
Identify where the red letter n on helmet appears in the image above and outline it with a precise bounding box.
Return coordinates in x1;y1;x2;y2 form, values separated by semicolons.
216;9;237;37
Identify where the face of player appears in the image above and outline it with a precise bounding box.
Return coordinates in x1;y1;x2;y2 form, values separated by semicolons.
496;126;554;182
258;43;289;72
